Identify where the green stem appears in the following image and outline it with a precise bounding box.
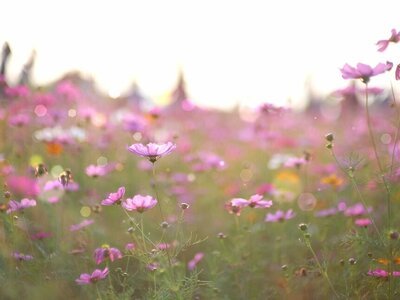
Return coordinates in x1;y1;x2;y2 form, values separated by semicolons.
304;237;339;299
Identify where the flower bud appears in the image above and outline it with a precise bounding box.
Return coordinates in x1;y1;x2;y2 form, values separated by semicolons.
298;223;308;231
325;133;334;142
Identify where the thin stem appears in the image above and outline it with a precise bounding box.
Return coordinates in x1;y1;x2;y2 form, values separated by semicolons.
140;215;148;253
389;81;400;175
365;83;384;173
151;163;173;270
330;149;382;241
304;237;340;299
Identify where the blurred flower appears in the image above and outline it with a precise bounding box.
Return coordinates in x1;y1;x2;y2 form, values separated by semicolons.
85;164;108;177
9;114;30;127
367;269;400;278
128;142;176;163
69;219;94;231
30;231;52;240
12;252;33;261
340;63;390;83
101;187;125;206
344;203;372;217
7;198;36;214
122;195;157;213
156;243;171;250
230;194;273;209
320;174;344;189
7;176;39;197
376;29;400;52
125;243;135;252
354;218;372;227
75;267;109;285
284;157;307;168
265;209;295;222
188;252;204;271
94;245;122;265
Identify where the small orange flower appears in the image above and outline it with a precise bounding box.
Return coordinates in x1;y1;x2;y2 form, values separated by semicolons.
46;142;63;156
320;174;344;188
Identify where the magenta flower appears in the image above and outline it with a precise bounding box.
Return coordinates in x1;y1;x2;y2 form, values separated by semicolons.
127;142;176;163
340;63;390;83
122;195;157;213
367;269;400;278
101;187;125;206
7;198;36;214
355;218;372;227
94;245;123;265
376;29;400;52
69;219;95;231
188;252;204;271
75;267;109;285
265;209;295;222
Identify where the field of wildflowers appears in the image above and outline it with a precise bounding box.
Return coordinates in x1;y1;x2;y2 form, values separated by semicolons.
1;29;400;299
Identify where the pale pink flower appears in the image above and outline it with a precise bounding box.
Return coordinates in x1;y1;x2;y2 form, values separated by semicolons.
128;142;176;163
75;267;109;285
85;165;108;177
265;209;295;222
12;252;33;261
396;64;400;81
69;219;94;231
376;29;400;52
7;198;36;214
340;63;390;83
122;195;157;213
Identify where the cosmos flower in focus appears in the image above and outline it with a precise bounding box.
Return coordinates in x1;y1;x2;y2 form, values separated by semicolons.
376;29;400;52
340;63;390;83
75;267;109;285
122;195;157;213
101;187;125;206
127;142;176;163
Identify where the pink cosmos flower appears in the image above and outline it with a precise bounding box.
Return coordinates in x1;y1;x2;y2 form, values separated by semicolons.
344;203;372;217
284;157;307;168
75;267;109;285
101;187;125;206
265;209;296;222
355;218;372;227
367;269;400;278
188;252;204;271
9;114;30;127
7;198;36;214
340;63;390;83
12;252;33;261
125;243;135;251
69;219;95;231
396;64;400;81
156;243;171;250
230;194;273;210
376;29;400;52
122;195;157;213
85;165;108;177
94;245;123;265
127;142;176;163
30;232;52;240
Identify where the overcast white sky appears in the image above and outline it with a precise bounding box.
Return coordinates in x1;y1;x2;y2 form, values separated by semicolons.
1;0;399;109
